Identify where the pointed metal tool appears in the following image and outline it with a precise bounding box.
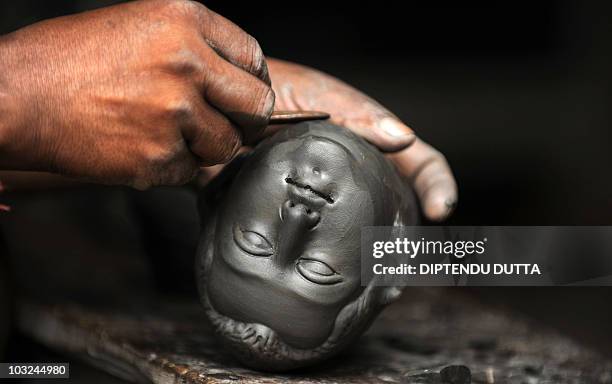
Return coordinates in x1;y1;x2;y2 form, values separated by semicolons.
269;110;330;124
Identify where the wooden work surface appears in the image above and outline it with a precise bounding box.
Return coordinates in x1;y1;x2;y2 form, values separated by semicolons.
16;289;612;384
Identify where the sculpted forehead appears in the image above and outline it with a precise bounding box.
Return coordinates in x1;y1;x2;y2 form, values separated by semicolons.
259;123;381;170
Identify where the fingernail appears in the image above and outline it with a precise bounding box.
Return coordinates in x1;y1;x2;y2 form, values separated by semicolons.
441;198;457;220
425;194;456;222
380;117;414;138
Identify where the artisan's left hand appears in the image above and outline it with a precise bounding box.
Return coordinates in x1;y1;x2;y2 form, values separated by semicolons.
266;59;457;222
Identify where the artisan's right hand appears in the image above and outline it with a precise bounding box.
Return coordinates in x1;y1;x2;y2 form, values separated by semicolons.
0;0;273;189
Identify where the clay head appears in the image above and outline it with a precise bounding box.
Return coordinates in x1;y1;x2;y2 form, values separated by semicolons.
196;121;417;371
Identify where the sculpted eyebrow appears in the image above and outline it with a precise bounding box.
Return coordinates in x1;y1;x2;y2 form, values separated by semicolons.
285;177;335;204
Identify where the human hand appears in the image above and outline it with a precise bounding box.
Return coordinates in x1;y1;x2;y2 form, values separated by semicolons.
266;59;457;221
0;0;273;189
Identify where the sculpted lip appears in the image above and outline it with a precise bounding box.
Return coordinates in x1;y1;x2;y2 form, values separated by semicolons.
285;177;334;204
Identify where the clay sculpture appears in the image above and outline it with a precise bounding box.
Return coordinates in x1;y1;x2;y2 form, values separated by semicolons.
196;121;417;371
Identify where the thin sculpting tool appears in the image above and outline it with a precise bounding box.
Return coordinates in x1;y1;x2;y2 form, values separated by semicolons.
269;110;330;124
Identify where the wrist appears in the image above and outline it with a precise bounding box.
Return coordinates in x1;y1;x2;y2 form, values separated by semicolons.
0;88;20;159
0;36;30;169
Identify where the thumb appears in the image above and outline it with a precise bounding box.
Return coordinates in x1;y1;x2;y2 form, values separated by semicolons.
336;114;417;153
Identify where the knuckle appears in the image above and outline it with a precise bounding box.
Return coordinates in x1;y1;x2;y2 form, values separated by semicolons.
418;149;449;177
134;141;196;188
165;48;203;76
162;96;195;123
143;145;177;173
162;0;205;16
430;149;448;165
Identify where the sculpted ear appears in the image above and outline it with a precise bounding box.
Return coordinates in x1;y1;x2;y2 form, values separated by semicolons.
197;153;249;220
367;277;404;307
378;286;403;305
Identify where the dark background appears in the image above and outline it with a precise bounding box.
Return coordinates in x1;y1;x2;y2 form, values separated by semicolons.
0;0;611;372
1;2;610;224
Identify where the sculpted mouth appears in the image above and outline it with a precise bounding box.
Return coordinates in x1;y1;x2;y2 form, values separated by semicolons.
285;177;334;204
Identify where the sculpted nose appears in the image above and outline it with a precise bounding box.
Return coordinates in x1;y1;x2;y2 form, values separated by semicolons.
275;200;320;267
281;200;320;229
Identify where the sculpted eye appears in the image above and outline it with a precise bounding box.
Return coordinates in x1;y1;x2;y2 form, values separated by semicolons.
296;259;343;285
233;225;273;256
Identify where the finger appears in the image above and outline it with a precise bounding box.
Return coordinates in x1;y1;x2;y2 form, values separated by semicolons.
335;114;417;153
388;139;458;221
197;6;271;85
181;98;242;166
260;113;417;150
275;68;416;152
199;47;275;144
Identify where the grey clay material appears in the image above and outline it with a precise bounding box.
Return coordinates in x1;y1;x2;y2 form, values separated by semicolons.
196;121;417;371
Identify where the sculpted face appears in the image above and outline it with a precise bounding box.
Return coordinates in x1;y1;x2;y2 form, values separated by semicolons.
198;122;416;370
207;131;374;348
